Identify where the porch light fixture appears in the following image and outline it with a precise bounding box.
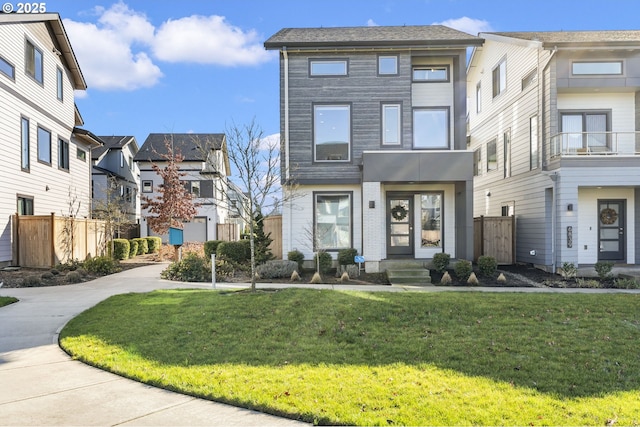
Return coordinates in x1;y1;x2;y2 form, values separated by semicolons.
567;204;573;211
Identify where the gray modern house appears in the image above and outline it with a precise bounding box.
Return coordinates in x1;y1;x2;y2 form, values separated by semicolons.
265;25;483;273
467;30;640;272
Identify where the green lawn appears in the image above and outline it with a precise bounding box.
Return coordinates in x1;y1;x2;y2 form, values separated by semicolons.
60;289;640;426
0;296;17;307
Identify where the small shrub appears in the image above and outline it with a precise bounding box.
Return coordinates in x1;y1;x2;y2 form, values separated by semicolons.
287;250;305;272
594;261;614;279
290;270;301;281
217;240;251;265
467;272;479;285
132;238;148;255
337;248;358;266
214;259;235;278
497;273;507;284
440;271;452;285
204;240;224;258
145;236;162;253
65;271;83;283
310;272;322;284
313;251;333;274
431;253;451;273
477;255;497;277
560;262;578;280
76;267;88;277
613;277;640;289
40;271;54;280
576;278;601;288
256;260;299;279
84;256;120;275
50;269;60;275
22;275;42;287
161;253;211;282
340;271;350;282
128;240;139;258
111;239;130;260
454;260;473;281
56;259;82;272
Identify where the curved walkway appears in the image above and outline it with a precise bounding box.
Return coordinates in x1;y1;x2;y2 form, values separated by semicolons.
1;264;639;426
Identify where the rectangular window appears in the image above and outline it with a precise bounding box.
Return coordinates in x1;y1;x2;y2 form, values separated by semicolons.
37;126;51;164
413;65;449;82
17;196;34;215
314;193;351;250
492;58;506;98
21;117;30;171
530;116;539;170
310;60;347;76
58;139;69;171
561;111;610;152
473;148;481;176
77;148;86;161
487;139;497;171
572;61;622;75
421;193;442;248
0;55;15;79
125;186;132;203
413;108;449;149
25;40;43;84
378;55;398;75
382;103;401;145
120;151;124;168
128;155;133;171
314;104;350;161
56;67;63;100
142;180;153;193
476;82;482;114
503;129;511;178
521;68;537;91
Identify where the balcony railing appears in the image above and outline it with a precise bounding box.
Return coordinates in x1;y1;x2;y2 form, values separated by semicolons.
550;132;640;157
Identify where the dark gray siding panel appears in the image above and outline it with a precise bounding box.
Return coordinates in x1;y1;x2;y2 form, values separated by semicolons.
362;151;473;182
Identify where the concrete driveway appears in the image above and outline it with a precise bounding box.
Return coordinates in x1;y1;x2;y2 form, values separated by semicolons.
0;264;306;426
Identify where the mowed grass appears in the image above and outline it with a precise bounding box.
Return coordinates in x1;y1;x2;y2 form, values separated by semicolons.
60;289;640;426
0;296;18;307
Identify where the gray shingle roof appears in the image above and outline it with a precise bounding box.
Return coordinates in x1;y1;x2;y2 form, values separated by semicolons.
93;136;137;160
264;25;482;49
489;30;640;47
134;133;225;162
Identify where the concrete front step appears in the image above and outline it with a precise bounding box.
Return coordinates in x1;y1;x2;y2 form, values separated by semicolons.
387;268;432;286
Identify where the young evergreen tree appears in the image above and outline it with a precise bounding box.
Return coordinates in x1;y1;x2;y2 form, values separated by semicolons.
253;210;274;264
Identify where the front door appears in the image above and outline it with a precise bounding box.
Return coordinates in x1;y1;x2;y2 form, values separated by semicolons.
598;199;625;261
387;195;414;257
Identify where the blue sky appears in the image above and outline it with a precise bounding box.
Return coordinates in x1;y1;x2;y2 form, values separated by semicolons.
48;0;639;149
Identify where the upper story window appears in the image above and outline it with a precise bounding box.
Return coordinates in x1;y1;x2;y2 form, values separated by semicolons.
25;40;43;84
530;116;539;170
492;58;506;98
314;104;351;162
382;103;401;145
58;138;69;171
378;55;398;75
521;68;537;91
56;67;63;101
473;148;481;176
413;65;449;82
0;55;15;80
476;82;482;114
413;107;449;149
77;148;87;162
572;61;622;75
37;125;51;164
487;139;497;172
21;117;30;171
309;60;347;76
142;180;153;193
120;152;124;168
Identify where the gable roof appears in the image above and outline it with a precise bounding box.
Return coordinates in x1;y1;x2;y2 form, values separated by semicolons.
264;25;483;50
0;13;86;89
484;30;640;48
93;136;139;160
134;133;226;162
72;127;104;148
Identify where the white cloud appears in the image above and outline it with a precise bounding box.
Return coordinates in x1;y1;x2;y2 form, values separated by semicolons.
259;133;280;151
152;15;271;65
433;17;493;36
367;19;379;26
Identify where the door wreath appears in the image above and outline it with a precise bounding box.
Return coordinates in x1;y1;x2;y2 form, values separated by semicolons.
600;207;618;225
391;204;408;221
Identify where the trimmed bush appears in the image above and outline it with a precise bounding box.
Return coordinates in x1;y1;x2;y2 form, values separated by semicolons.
128;240;138;258
145;236;162;253
112;239;130;260
431;253;451;273
161;253;211;282
132;238;148;255
477;255;497;277
84;256;119;275
217;240;251;265
313;251;333;274
287;250;305;271
256;260;299;279
337;248;358;266
454;259;473;281
204;240;224;258
22;275;42;287
594;261;614;279
65;271;83;283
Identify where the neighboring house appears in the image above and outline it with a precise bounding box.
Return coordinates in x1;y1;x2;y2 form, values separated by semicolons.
134;133;234;243
91;135;141;228
467;30;640;272
265;26;483;273
0;13;99;267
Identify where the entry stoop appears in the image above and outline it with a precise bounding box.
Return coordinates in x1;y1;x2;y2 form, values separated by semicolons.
382;260;432;286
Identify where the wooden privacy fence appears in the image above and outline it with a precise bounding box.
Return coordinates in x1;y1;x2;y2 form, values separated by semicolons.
474;216;515;265
13;214;108;268
216;223;238;241
263;215;282;259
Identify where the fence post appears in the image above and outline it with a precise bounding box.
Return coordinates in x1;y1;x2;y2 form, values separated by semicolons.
50;212;55;267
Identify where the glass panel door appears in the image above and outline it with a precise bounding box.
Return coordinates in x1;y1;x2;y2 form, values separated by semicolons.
561;114;583;152
387;195;413;257
598;200;625;261
586;113;607;151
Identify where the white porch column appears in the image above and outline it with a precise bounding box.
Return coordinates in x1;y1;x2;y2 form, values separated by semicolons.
362;181;384;273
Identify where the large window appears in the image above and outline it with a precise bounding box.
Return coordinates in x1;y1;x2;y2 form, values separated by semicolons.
58;139;69;171
572;61;622;75
0;55;15;79
25;40;43;84
37;126;51;164
421;193;442;248
492;58;506;98
382;103;401;145
378;55;398;75
487;139;497;171
413;66;449;82
21;117;29;171
530;116;539;170
310;60;347;76
561;111;609;151
314;104;350;161
314;193;351;250
17;196;34;215
413;108;449;149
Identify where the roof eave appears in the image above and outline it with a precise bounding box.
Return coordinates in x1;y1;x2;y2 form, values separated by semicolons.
265;39;483;50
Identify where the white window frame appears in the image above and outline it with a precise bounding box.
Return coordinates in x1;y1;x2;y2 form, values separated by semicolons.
378;55;398;75
572;61;622;76
314;192;352;251
382;103;401;145
492;58;506;98
309;60;347;76
412;65;449;82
